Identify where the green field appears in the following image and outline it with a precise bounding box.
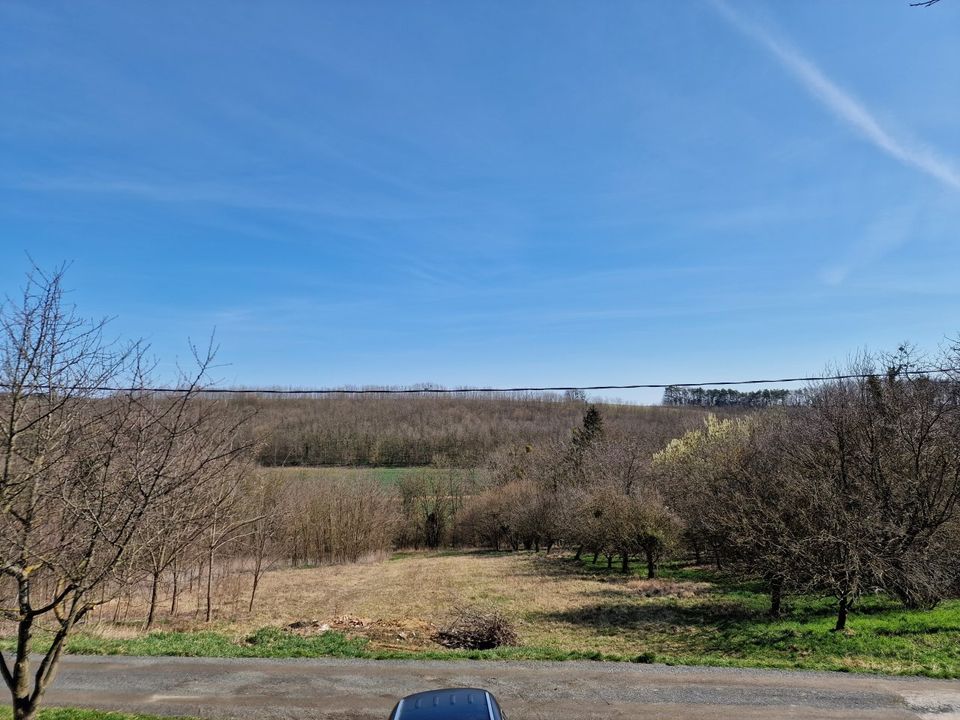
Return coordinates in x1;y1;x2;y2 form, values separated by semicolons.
260;465;487;487
576;557;960;677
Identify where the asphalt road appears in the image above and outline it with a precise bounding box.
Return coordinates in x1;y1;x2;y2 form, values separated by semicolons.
44;656;960;720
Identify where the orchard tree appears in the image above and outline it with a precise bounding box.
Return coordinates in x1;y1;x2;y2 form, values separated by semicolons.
655;415;806;616
658;352;960;630
783;354;960;628
0;266;254;720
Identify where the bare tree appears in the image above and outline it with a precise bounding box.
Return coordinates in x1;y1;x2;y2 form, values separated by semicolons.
138;480;217;630
197;467;260;623
0;266;254;720
784;354;960;628
241;472;284;613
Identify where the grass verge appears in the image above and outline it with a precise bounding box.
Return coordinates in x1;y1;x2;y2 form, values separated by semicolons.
0;627;620;663
0;710;194;720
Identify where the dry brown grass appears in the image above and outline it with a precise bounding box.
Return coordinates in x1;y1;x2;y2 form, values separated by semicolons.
39;551;960;677
116;550;717;656
625;578;711;599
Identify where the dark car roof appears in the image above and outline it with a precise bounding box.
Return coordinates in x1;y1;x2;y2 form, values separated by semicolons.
390;688;495;720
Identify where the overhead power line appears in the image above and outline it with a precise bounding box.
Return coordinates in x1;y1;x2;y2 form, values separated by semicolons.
0;367;956;396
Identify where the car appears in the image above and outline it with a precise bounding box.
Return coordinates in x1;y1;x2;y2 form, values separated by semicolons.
388;688;507;720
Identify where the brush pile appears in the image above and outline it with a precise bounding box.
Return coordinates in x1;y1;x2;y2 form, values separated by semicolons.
432;606;519;650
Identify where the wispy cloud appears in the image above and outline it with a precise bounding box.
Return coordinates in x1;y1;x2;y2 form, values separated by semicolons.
2;173;454;223
710;0;960;192
819;204;918;286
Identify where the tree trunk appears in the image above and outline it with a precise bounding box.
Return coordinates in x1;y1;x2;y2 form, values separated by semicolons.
644;546;657;579
834;593;849;631
692;539;702;565
194;559;204;618
205;546;215;623
12;701;35;720
12;612;35;720
606;553;613;570
249;552;263;613
621;551;630;573
592;550;599;564
769;579;783;618
170;564;179;616
145;572;160;630
25;609;82;720
248;574;261;613
573;545;583;561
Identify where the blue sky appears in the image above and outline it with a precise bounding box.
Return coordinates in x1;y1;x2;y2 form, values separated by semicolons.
2;1;958;403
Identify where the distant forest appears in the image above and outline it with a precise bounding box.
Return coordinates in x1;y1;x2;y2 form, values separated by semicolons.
230;393;716;467
662;386;797;407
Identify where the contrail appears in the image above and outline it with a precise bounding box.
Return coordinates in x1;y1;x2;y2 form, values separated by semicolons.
710;0;960;192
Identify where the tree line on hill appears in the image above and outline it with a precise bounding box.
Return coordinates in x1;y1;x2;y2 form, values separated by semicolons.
233;391;712;467
662;386;797;407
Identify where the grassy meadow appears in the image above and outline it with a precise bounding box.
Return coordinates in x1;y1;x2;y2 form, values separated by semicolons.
259;465;486;488
13;551;960;678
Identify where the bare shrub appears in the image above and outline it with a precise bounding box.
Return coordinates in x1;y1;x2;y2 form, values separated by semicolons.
276;470;398;566
432;606;518;650
394;469;470;550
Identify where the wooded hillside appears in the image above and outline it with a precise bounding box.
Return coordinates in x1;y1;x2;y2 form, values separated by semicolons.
230;393;715;467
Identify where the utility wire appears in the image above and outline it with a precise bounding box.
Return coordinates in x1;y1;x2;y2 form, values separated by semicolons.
0;367;956;395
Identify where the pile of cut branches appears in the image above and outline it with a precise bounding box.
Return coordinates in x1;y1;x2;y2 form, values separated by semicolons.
432;606;518;650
